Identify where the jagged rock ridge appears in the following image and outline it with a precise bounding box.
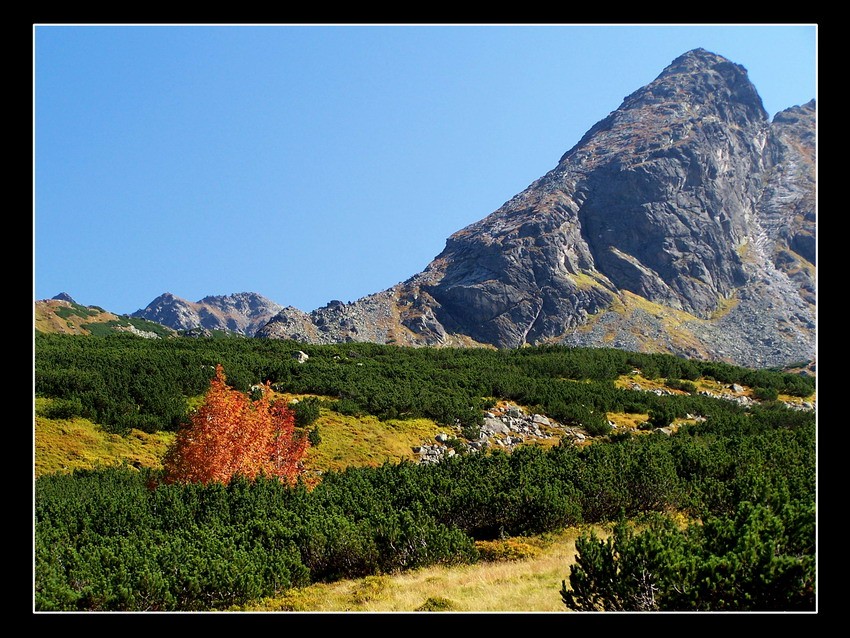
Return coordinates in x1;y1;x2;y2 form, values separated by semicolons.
132;292;283;336
255;48;816;369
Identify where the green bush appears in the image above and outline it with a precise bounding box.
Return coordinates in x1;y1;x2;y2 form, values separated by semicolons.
292;396;321;428
333;398;365;417
561;499;815;611
648;406;675;429
666;378;697;393
308;426;322;447
444;437;467;454
460;424;481;440
583;411;612;437
36;333;805;440
752;386;779;401
41;397;85;419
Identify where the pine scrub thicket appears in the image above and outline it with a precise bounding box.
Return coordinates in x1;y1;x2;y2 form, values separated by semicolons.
35;335;815;611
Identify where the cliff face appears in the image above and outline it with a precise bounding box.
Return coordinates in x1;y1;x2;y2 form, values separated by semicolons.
257;49;816;369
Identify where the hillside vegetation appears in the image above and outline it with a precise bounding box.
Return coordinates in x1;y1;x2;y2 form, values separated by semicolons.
34;333;816;612
35;299;178;338
241;526;598;612
35;402;174;477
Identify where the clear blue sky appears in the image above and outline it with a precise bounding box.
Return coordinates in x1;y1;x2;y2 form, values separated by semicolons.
33;24;817;316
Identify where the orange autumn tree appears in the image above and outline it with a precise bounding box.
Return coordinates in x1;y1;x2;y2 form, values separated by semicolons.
162;364;309;485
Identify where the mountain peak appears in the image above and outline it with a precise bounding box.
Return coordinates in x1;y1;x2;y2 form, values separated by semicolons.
133;291;283;335
664;47;736;71
627;47;767;123
657;48;754;87
256;49;815;369
148;292;179;304
197;291;277;306
51;292;77;304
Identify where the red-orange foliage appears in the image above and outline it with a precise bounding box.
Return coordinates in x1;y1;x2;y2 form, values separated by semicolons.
162;364;309;485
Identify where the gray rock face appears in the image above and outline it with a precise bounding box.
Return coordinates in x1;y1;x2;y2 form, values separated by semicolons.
257;49;816;369
132;292;283;335
258;293;400;344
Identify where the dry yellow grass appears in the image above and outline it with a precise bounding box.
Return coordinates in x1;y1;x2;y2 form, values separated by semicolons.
606;412;650;431
708;294;740;321
300;411;444;479
34;414;174;477
263;391;445;476
242;526;607;613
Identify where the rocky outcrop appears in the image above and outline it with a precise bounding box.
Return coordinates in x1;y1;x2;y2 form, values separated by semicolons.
413;404;590;464
256;288;484;347
52;292;77;304
132;292;283;335
256;49;816;369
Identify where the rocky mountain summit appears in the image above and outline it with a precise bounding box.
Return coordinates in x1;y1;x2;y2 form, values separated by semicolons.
256;49;815;369
132;292;283;336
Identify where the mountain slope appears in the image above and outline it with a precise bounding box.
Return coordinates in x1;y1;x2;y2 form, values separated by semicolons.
35;295;177;338
256;49;816;369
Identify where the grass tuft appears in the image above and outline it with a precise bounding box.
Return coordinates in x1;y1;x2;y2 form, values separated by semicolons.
416;596;457;611
475;538;542;562
350;575;390;605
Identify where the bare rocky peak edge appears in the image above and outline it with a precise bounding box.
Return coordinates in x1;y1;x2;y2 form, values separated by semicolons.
131;292;283;336
158;49;818;370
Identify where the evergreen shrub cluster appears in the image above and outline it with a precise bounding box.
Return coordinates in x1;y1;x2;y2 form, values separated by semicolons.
34;334;816;611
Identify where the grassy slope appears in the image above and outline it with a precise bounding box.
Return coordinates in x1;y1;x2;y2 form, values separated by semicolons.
302;413;443;478
34;300;177;337
33;395;444;479
241;527;603;612
33;374;814;612
34;416;174;477
34;376;814;476
34;399;175;477
34;300;102;335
